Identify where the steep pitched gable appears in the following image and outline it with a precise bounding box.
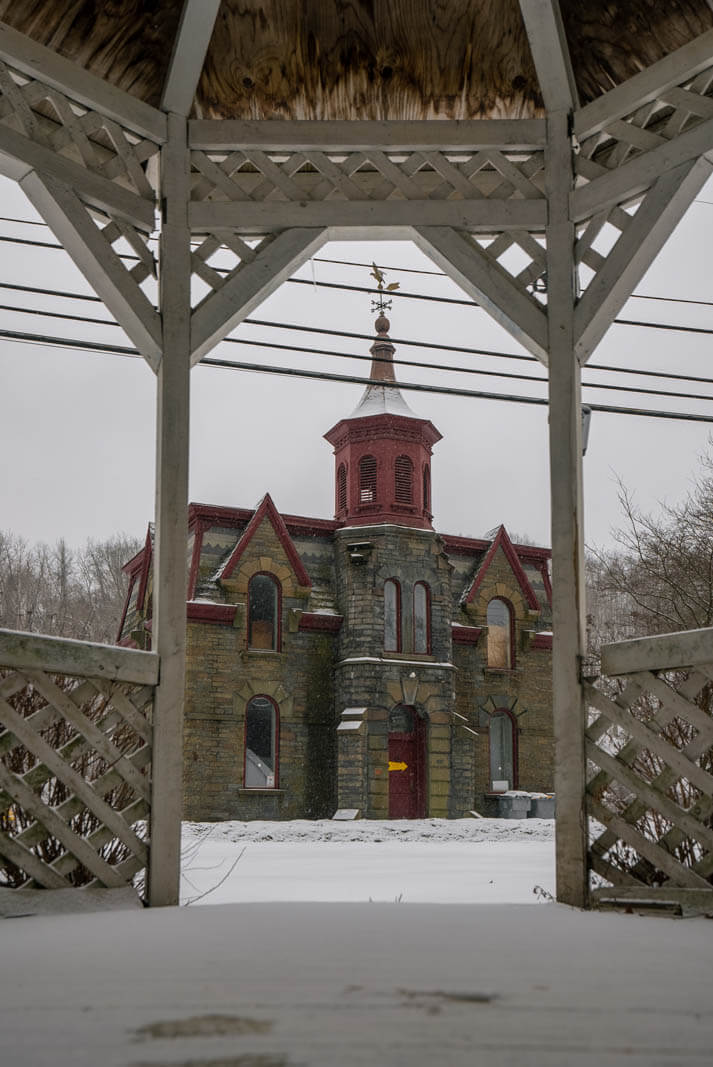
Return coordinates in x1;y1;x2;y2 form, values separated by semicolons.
461;525;540;611
218;493;312;589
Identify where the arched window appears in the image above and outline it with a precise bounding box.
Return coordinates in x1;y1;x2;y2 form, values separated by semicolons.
489;710;517;791
395;454;413;503
359;454;377;503
384;579;401;652
244;695;278;788
337;463;347;513
487;597;513;668
248;573;280;650
423;463;431;512
413;581;431;654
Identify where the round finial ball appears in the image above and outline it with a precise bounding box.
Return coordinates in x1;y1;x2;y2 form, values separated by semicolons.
375;313;390;334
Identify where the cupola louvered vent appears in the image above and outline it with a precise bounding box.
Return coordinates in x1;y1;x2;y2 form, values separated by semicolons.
395;455;413;503
359;455;377;502
337;463;347;512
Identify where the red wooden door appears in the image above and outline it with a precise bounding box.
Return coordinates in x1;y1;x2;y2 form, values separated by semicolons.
388;708;426;819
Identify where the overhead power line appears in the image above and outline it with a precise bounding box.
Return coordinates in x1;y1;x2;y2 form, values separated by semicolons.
1;279;712;391
2;325;713;424
0;224;713;335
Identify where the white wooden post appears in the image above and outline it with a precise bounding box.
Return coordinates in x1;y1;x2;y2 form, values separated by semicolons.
148;112;191;907
546;111;589;907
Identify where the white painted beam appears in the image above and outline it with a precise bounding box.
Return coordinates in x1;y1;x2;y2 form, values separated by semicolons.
161;0;221;117
572;116;713;222
190;227;327;364
518;0;579;112
411;225;549;362
189;199;547;233
575;28;713;140
0;627;158;686
575;157;713;362
189;118;548;152
0;121;154;231
0;21;166;142
148;113;191;908
544;111;588;909
20;171;162;369
601;625;713;676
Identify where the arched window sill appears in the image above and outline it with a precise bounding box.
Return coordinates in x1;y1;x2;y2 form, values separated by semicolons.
383;651;435;662
239;788;284;795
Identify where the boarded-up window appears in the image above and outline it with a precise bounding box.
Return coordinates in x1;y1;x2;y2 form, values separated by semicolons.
337;463;347;512
489;710;516;790
413;582;430;654
487;597;512;668
359;454;377;502
384;579;401;652
245;696;278;787
423;464;431;511
395;455;413;503
248;573;279;650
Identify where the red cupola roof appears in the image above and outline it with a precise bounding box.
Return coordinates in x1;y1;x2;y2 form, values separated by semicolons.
324;314;441;530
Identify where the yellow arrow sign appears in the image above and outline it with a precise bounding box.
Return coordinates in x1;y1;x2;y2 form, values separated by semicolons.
389;760;408;772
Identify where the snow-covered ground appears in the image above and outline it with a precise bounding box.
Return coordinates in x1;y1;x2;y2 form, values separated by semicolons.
180;818;555;905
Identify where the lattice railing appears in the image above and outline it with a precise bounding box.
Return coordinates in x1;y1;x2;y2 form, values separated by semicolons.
190;148;546;206
0;629;158;895
0;58;160;205
577;65;713;183
584;628;713;916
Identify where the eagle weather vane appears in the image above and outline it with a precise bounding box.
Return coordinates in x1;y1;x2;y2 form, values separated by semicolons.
370;262;400;314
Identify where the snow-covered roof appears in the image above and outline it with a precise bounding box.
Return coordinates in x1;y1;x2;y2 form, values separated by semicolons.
348;382;417;418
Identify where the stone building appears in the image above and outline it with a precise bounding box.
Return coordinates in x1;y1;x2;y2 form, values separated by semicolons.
119;314;554;820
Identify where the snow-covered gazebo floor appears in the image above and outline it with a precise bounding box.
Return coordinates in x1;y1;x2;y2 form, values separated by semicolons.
3;900;711;1066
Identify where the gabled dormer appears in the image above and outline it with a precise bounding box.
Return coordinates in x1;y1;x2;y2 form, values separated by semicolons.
324;314;441;530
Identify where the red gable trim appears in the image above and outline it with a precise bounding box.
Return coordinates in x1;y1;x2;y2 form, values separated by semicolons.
187;601;237;625
136;527;153;613
462;525;540;612
532;632;553;650
189;501;340;538
452;625;483;646
188;522;205;600
219;493;312;588
298;612;343;633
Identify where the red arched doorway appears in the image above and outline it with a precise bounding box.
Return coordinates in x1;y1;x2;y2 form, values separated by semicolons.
388;705;426;819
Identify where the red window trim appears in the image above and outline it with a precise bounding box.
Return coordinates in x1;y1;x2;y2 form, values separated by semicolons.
243;694;280;789
488;707;519;790
247;571;282;652
384;578;402;653
486;596;516;669
359;453;378;504
336;462;348;514
422;462;431;514
413;581;432;654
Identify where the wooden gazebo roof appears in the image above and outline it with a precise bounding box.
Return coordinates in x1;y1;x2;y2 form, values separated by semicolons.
2;0;711;119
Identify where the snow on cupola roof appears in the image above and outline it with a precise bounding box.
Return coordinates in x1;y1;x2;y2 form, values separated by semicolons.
348;312;417;419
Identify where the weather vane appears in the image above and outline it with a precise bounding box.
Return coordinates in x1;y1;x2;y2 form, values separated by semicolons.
369;262;400;314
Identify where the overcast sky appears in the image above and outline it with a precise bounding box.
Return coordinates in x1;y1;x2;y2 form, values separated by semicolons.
1;174;713;554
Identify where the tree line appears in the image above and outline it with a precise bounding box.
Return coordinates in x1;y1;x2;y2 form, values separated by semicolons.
0;531;141;645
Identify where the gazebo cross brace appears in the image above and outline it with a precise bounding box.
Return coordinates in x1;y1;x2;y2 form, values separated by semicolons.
0;5;711;905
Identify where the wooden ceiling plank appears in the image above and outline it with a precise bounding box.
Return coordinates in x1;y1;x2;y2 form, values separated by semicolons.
0;21;166;143
518;0;579;113
161;0;221;117
190;227;327;365
575;28;713;141
411;225;548;364
20;171;162;371
575;157;713;363
188;119;548;153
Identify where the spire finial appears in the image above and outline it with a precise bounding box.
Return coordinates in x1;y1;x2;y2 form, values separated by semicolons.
369;262;400;319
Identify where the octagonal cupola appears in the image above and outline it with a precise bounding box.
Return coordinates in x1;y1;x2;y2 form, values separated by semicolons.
324;313;441;529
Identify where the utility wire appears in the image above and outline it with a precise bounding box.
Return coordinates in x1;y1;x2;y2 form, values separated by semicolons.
3;325;713;423
4;303;713;404
1;281;713;391
2;210;713;308
0;226;713;334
